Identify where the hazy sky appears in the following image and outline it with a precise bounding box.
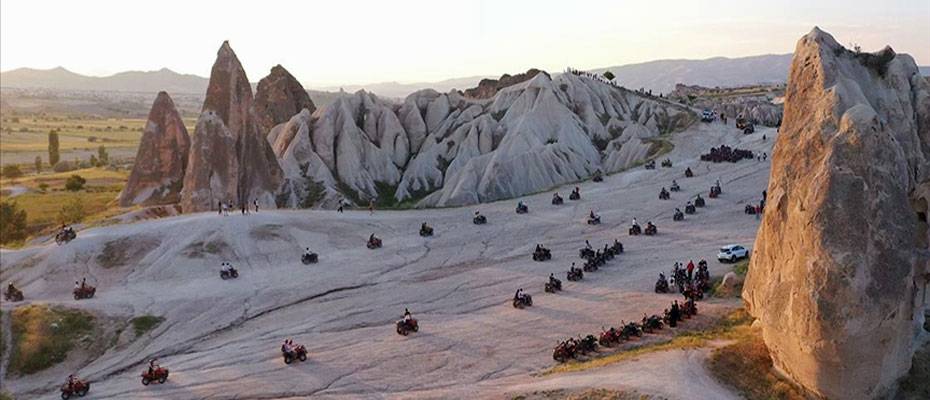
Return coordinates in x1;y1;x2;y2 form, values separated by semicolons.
1;0;928;87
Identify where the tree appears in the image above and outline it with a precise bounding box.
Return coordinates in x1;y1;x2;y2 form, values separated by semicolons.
2;165;23;180
97;145;109;166
34;156;42;174
0;201;28;244
603;71;615;81
58;198;85;224
48;131;60;167
64;175;86;191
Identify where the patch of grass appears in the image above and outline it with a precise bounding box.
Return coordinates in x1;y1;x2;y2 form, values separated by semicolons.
733;259;749;276
9;305;94;375
708;328;808;399
130;315;164;337
544;308;753;375
644;137;674;159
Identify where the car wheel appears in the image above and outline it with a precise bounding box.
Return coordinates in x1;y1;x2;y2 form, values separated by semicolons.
730;255;736;262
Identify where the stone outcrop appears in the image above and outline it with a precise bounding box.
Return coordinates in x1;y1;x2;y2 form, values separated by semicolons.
181;41;283;212
254;65;315;137
743;28;930;400
274;71;694;208
119;91;190;206
464;69;549;99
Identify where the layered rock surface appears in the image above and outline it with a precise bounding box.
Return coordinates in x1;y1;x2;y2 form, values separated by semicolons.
743;28;930;400
463;69;549;99
254;65;316;137
119;91;190;206
275;71;695;208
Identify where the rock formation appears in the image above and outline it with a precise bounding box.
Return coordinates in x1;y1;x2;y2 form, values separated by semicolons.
274;71;694;208
743;28;930;400
254;65;315;137
464;69;549;99
119;91;190;207
181;41;283;212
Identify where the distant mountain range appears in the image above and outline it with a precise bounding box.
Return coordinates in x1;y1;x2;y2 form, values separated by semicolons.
3;56;927;98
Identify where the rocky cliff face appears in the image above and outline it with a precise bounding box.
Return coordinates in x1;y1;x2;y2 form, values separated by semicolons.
743;28;930;400
463;69;549;99
181;42;283;212
254;65;316;137
274;72;694;208
119;92;190;206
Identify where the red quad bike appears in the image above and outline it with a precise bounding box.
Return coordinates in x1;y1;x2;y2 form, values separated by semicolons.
599;327;621;347
283;344;309;364
73;285;96;300
396;318;419;336
552;341;575;362
141;367;169;385
60;380;90;399
367;237;383;249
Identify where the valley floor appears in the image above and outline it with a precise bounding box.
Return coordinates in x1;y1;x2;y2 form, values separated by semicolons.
0;121;775;399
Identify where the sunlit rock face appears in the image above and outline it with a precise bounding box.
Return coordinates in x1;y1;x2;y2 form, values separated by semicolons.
743;27;930;400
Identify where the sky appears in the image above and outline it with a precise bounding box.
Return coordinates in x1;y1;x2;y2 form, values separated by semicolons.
1;0;928;87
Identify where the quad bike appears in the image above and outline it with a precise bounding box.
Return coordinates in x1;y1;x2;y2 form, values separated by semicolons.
583;261;599;272
661;159;673;168
515;204;529;214
544;279;562;293
641;315;664;333
367;237;383;249
552;341;575;362
685;204;696;214
579;248;596;260
569;191;581;201
610;241;623;254
644;224;657;236
694;196;706;207
396;318;419;336
532;248;552;262
419;226;434;237
567;268;584;281
302;252;319;264
55;229;77;245
73;285;96;300
673;211;684;221
577;335;598;354
586;216;601;225
684;168;694;178
659;190;670;200
620;321;643;340
709;189;719;199
592;171;604;182
654;278;670;293
669;183;681;192
744;204;757;215
711;185;722;196
4;287;24;302
628;224;642;236
282;344;308;364
60;380;90;399
220;268;239;280
551;195;564;205
599;327;621;347
141;367;169;385
473;215;487;225
512;294;533;309
644;160;656;170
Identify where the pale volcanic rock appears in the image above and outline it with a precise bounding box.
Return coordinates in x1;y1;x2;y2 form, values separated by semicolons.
119;91;190;207
743;28;930;400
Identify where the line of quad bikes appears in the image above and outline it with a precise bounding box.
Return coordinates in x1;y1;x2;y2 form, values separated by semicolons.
6;147;762;398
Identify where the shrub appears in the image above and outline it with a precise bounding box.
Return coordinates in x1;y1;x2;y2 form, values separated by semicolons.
0;201;28;244
38;183;49;192
58;198;86;224
52;161;77;173
130;315;164;337
64;175;86;191
1;164;23;180
48;132;60;167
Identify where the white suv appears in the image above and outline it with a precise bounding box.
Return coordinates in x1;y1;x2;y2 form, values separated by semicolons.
717;244;749;263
